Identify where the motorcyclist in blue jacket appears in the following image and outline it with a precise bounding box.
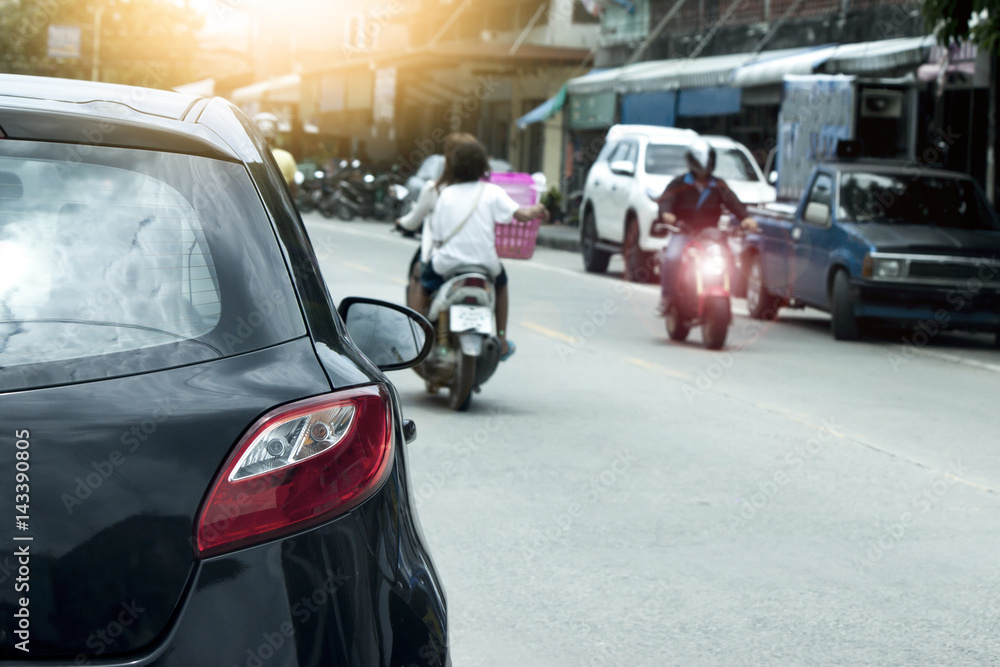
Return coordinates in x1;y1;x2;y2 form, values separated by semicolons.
656;139;759;312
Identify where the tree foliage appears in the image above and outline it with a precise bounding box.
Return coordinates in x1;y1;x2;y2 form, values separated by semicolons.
0;0;203;87
922;0;1000;54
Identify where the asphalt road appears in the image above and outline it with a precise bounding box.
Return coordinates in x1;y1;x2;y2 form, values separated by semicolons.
304;214;1000;667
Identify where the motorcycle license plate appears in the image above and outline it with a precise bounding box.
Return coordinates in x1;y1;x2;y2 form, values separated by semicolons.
449;305;493;334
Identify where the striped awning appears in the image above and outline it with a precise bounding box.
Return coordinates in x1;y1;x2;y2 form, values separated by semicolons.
820;35;936;76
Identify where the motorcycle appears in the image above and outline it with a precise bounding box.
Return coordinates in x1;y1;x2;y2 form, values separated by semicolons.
330;161;408;222
659;221;739;350
294;168;325;213
394;237;500;410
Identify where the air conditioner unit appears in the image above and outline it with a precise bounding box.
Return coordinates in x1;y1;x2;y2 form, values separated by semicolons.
860;89;903;119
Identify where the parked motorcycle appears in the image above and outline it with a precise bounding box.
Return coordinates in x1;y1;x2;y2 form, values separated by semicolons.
334;162;409;222
294;168;325;213
660;221;739;350
405;258;502;411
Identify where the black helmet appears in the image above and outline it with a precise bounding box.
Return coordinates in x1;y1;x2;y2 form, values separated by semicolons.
685;139;716;174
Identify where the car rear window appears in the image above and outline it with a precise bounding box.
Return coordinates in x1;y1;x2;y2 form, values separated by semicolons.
0;141;306;392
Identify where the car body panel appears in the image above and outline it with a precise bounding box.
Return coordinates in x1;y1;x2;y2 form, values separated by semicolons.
0;339;332;658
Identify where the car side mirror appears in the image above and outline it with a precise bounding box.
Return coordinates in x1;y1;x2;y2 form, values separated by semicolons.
803;202;831;226
338;297;433;371
768;170;778;185
609;160;635;177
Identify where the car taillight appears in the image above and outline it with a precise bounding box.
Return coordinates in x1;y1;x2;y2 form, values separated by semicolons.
196;385;392;558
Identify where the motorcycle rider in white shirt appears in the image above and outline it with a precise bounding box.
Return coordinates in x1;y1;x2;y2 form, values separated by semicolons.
406;139;547;360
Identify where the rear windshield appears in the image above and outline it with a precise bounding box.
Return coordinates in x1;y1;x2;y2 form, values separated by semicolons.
645;144;688;175
838;172;1000;230
0;141;306;392
715;148;759;182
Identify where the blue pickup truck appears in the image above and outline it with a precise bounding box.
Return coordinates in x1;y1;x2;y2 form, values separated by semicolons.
736;162;1000;342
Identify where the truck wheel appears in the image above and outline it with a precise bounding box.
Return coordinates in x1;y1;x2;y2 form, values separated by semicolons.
746;254;780;321
665;305;690;342
582;209;610;274
831;270;860;341
623;219;656;284
702;296;731;350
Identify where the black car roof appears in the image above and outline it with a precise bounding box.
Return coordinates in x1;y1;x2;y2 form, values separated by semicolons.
0;73;199;119
0;74;248;162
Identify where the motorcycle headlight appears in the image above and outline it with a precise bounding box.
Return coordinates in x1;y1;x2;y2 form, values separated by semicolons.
702;246;727;276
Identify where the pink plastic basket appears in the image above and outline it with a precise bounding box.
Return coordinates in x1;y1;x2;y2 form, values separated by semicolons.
489;172;541;260
495;217;541;260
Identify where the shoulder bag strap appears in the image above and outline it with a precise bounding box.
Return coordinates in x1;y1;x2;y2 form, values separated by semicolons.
435;184;485;249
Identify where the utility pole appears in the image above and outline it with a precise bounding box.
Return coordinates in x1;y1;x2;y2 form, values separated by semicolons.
90;1;103;81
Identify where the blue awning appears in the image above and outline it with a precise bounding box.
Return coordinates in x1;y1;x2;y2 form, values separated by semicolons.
677;86;742;117
516;85;568;130
621;91;677;127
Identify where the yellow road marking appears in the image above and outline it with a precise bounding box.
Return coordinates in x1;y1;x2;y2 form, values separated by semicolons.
624;357;692;380
341;262;373;273
943;473;998;494
520;321;581;344
753;403;847;438
389;277;408;286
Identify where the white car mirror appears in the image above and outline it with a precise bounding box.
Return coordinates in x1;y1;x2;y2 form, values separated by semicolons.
610;160;635;177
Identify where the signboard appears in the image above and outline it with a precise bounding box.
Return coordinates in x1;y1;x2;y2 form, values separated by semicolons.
373;67;397;124
569;91;616;130
47;25;81;60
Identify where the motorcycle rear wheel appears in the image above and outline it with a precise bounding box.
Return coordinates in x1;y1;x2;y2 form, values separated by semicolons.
318;196;337;219
336;201;355;221
702;296;731;350
448;351;476;411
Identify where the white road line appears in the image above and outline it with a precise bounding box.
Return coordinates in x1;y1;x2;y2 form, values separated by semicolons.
914;349;1000;374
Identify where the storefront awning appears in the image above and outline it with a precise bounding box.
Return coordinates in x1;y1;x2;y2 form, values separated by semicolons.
173;78;215;98
619;51;788;93
516;85;568;130
566;68;623;96
730;45;840;87
820;35;936;76
728;36;936;88
231;74;301;105
567;47;815;96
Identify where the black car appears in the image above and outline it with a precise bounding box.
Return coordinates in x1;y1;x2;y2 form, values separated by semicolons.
0;74;448;665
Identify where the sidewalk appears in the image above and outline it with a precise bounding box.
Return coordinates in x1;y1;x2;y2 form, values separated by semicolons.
534;223;580;253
